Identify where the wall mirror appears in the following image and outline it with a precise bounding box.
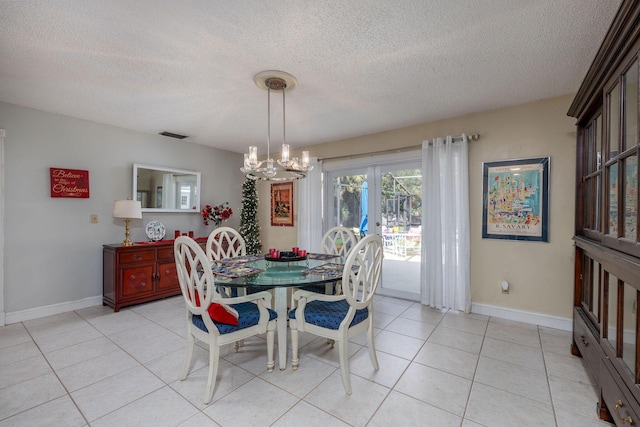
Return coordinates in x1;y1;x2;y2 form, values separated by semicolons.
133;163;201;213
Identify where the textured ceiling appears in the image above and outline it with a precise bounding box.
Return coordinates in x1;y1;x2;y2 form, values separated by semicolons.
0;1;622;154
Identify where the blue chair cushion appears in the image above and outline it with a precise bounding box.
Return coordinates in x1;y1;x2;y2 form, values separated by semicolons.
288;299;368;330
192;301;277;334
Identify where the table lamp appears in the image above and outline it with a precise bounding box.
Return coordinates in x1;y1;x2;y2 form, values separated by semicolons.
113;199;142;246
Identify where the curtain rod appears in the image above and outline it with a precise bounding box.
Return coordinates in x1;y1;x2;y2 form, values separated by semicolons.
318;133;480;162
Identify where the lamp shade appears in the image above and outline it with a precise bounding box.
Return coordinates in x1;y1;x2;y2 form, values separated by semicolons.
113;199;142;219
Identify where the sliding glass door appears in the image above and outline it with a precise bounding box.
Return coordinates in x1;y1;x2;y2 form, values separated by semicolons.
325;155;422;301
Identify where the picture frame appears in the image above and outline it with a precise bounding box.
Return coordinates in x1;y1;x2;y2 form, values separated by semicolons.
271;182;294;226
482;156;550;242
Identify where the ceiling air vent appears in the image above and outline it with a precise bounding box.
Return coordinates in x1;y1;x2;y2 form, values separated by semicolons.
159;131;188;139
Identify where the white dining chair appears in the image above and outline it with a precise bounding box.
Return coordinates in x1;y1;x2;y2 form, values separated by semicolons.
174;236;276;404
288;234;383;394
321;226;358;258
206;226;246;262
319;226;358;296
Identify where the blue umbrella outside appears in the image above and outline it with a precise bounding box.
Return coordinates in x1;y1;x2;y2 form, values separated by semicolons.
359;181;368;236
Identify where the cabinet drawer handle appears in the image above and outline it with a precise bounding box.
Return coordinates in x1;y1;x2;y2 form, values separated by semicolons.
580;336;589;347
615;400;634;424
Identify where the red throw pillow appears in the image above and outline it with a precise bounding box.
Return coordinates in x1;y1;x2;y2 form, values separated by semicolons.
191;290;239;325
207;303;239;326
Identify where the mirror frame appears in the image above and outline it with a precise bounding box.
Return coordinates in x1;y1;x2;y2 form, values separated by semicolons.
133;163;201;213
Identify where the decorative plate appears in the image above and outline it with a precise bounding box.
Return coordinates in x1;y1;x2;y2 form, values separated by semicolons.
145;221;166;241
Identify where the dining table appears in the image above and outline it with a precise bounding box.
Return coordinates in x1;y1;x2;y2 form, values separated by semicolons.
210;252;345;370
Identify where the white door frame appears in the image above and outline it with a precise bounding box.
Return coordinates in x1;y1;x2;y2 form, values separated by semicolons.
323;150;422;300
0;129;5;326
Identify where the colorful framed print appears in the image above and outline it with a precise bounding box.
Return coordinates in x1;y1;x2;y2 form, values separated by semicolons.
482;157;550;242
271;182;294;226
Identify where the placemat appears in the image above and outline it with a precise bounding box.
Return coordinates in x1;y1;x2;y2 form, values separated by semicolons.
212;265;265;278
217;255;265;265
307;253;340;260
302;263;356;277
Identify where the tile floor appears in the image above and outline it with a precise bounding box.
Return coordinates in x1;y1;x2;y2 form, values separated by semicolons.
0;295;612;427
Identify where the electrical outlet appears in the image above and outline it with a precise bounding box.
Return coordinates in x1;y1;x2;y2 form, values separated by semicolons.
90;214;99;223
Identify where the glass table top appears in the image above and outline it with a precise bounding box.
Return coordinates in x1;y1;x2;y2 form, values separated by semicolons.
212;256;345;289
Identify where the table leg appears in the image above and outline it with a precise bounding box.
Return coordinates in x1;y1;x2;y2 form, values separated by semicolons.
275;287;288;370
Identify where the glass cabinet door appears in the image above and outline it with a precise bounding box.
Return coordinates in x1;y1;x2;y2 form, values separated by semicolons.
622;282;638;377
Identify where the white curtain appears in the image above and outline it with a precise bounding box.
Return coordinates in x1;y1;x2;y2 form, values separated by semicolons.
421;135;471;312
297;158;323;252
162;173;176;209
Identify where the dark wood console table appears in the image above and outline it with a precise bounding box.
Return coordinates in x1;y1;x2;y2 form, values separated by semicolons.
103;239;206;311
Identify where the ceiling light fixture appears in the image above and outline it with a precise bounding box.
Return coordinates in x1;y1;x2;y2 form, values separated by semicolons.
241;70;313;181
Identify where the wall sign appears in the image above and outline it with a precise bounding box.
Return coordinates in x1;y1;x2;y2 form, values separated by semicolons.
50;168;90;198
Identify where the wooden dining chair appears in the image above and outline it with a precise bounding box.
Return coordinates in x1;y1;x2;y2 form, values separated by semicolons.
174;236;276;403
288;234;383;394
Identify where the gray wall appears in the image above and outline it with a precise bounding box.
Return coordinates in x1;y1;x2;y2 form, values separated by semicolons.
1;102;244;314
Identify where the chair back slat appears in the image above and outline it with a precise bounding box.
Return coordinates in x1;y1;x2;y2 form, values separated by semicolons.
175;236;221;325
321;226;358;258
206;227;247;262
342;234;383;309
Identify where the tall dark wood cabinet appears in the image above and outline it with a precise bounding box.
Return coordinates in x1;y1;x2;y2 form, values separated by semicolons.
568;1;640;424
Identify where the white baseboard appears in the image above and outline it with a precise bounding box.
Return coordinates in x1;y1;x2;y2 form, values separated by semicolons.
5;296;103;325
471;302;572;331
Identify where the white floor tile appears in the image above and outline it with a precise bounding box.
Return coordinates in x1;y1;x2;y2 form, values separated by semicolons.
70;365;164;421
395;362;472;416
0;372;67;420
304;370;390;426
260;356;336;398
43;336;119;370
0;354;52;389
170;359;254;408
384;316;437;340
485;321;541;348
465;382;556;427
0;295;614;426
414;341;479;379
428;325;484;354
56;349;139;392
368;390;461;427
0;395;86;427
474;356;551;404
349;346;410;389
480;336;545;372
0;323;32;350
272;401;350;427
90;386;198;427
0;341;40;366
204;378;298;426
372;329;424;360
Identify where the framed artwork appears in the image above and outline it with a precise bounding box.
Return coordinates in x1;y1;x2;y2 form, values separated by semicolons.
482;157;550;242
271;182;294;226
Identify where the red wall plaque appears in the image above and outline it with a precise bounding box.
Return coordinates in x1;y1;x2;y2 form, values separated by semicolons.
50;168;90;198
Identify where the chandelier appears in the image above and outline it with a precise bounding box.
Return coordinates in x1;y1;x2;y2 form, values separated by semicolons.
241;70;313;181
